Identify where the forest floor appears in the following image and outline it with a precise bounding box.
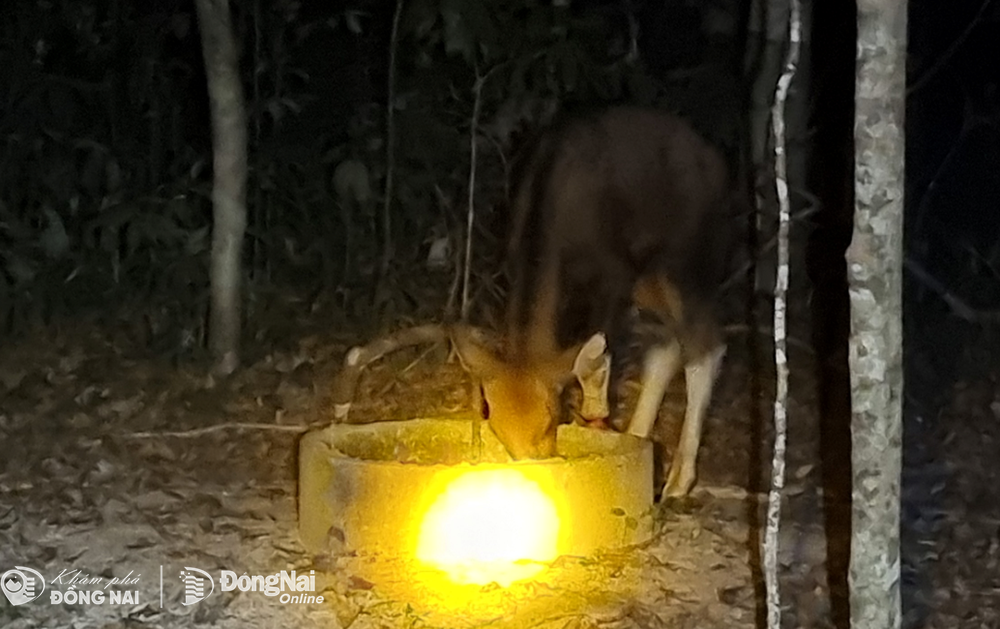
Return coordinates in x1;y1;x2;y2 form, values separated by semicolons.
0;292;995;628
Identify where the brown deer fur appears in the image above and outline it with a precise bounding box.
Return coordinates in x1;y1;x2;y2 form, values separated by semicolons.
453;106;736;497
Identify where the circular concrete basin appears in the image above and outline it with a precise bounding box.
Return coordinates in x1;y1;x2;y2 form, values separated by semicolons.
298;418;653;583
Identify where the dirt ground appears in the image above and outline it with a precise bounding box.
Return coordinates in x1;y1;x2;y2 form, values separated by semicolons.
0;300;995;628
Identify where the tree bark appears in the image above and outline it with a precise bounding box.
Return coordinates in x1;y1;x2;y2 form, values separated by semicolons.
847;0;906;626
194;0;249;376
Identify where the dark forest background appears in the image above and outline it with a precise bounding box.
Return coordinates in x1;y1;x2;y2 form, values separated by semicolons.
0;0;996;380
0;0;750;352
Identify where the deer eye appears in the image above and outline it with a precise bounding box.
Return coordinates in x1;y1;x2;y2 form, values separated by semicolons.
479;384;490;419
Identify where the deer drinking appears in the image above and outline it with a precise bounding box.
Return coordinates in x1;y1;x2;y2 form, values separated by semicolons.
453;106;738;497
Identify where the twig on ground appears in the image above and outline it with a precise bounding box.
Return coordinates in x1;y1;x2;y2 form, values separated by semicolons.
125;422;310;439
691;484;767;503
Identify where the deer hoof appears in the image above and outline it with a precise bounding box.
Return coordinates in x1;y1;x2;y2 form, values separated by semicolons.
662;462;696;498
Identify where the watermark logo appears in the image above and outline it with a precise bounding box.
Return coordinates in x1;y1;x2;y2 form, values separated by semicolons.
220;570;322;604
47;568;142;606
2;566;46;606
179;567;214;606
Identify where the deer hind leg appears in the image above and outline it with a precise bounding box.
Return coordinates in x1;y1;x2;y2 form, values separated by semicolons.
662;343;726;497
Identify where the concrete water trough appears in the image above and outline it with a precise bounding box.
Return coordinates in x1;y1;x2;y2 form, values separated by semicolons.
299;417;654;586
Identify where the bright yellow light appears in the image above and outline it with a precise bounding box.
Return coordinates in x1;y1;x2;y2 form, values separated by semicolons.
416;469;561;587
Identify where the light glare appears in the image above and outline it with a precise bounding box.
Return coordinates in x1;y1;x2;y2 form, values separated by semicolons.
416;469;561;586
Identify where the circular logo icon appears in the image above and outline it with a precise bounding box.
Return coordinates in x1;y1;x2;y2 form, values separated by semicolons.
2;571;25;594
1;567;46;606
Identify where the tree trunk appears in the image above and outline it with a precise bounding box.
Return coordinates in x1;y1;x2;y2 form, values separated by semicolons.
847;0;906;626
746;0;788;296
194;0;249;376
376;0;405;306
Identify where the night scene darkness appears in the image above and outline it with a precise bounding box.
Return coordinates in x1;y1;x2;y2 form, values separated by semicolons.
0;0;998;628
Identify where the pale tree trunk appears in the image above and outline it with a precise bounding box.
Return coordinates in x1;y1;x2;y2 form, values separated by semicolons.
747;0;788;172
847;0;906;626
746;0;788;296
195;0;249;376
764;0;801;626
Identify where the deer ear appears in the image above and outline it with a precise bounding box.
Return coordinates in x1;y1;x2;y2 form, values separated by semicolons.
549;332;608;384
571;333;607;376
450;325;502;377
564;333;611;420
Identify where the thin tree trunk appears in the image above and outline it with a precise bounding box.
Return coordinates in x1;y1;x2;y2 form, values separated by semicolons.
250;0;263;281
378;0;405;293
763;0;801;626
461;69;488;321
848;0;907;625
748;0;790;296
194;0;249;376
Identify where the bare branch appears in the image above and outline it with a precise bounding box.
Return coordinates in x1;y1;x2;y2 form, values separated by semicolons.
904;257;1000;322
462;68;487;320
907;0;994;96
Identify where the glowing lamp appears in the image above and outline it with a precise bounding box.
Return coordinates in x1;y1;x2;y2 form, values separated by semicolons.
416;468;561;586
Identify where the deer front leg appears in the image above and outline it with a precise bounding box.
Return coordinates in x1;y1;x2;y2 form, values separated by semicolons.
627;341;682;439
573;333;612;423
663;345;726;497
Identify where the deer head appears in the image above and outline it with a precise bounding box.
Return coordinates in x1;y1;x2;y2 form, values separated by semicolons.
451;326;611;460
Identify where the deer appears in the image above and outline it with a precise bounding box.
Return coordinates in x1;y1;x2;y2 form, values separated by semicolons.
451;106;738;498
